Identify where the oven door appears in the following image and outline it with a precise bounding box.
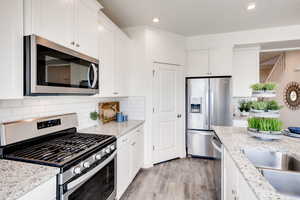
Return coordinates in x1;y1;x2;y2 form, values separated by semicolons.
61;152;116;200
24;35;99;96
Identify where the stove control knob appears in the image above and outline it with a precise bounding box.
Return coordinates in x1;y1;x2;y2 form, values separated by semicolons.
73;167;81;175
94;153;102;160
105;147;111;154
110;145;115;151
82;161;90;168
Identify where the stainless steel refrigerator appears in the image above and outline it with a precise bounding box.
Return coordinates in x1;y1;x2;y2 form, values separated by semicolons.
186;77;232;158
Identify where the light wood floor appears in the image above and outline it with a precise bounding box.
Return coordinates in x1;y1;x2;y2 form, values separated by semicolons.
120;158;218;200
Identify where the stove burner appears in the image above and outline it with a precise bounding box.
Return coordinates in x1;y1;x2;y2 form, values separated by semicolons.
6;133;113;167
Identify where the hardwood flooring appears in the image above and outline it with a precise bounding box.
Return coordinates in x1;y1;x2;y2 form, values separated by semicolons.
120;158;218;200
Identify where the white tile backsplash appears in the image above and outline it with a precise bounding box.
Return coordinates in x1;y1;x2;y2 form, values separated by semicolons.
0;96;145;129
119;96;145;120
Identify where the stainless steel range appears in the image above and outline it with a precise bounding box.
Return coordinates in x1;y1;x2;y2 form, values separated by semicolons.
0;113;116;200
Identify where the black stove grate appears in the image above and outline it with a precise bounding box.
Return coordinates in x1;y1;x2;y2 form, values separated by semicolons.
6;133;113;167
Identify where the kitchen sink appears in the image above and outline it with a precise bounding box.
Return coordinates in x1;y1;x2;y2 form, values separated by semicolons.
261;168;300;198
242;148;300;172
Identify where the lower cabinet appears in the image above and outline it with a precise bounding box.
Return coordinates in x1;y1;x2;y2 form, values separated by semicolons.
17;176;56;200
117;126;144;199
223;148;257;200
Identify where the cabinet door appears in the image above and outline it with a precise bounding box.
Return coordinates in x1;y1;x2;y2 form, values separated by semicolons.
76;0;99;58
117;136;131;199
29;0;74;48
186;50;209;77
223;149;238;200
232;48;260;97
209;47;233;76
0;0;23;99
98;26;115;97
238;173;258;200
114;31;131;96
130;131;140;180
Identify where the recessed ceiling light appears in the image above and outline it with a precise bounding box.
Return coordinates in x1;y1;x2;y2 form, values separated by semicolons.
247;2;256;10
152;17;160;23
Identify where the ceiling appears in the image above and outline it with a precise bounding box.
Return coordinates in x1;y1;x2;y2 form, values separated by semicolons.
98;0;300;36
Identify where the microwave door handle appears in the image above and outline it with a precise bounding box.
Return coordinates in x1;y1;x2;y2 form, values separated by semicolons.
91;63;98;88
67;151;116;191
87;64;98;88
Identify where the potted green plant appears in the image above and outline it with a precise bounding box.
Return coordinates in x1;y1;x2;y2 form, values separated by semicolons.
250;82;277;95
90;111;99;121
250;101;268;113
263;82;277;93
267;100;283;113
239;100;252;116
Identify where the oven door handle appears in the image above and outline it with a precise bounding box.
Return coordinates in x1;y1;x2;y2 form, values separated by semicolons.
67;151;116;191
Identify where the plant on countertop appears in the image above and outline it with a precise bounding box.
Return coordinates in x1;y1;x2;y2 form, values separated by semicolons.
239;100;252;112
263;82;277;91
250;82;277;91
90;111;99;121
251;83;264;91
267;100;283;111
251;101;268;111
248;118;283;132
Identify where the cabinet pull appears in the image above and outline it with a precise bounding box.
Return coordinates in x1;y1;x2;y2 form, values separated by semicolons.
76;43;80;47
131;142;136;146
113;92;119;95
70;41;75;45
122;138;128;142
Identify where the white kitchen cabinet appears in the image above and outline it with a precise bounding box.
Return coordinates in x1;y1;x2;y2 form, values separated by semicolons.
98;12;132;97
98;24;116;97
75;0;99;58
186;50;209;77
0;0;23;99
117;125;144;199
232;47;260;97
24;0;100;58
130;128;144;179
209;47;233;76
117;134;131;200
186;47;232;77
25;0;74;49
223;148;257;200
17;176;56;200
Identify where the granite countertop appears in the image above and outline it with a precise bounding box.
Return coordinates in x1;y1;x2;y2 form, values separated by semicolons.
213;126;300;200
0;160;59;200
80;120;145;138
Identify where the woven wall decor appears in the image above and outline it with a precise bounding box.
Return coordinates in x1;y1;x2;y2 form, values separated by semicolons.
284;82;300;110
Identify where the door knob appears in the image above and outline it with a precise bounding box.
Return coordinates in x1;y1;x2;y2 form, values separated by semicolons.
177;114;182;118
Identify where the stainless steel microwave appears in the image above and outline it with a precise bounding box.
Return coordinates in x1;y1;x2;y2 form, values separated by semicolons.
24;35;99;96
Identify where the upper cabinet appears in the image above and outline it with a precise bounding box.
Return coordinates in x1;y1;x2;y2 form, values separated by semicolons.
24;0;100;58
186;50;209;77
98;12;132;97
0;0;23;99
232;47;260;97
186;47;233;77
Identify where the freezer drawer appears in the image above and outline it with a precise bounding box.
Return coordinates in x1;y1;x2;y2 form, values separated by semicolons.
187;130;214;157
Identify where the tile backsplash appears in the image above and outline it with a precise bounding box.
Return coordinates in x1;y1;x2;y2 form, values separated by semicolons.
0;96;145;129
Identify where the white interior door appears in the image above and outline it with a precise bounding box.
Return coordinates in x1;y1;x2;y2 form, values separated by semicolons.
152;63;184;164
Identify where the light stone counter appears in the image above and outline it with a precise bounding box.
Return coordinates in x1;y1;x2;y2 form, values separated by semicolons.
0;159;58;200
213;126;300;200
80;120;145;138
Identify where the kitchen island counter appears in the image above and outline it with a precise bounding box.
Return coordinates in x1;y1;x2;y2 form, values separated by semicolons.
214;126;300;200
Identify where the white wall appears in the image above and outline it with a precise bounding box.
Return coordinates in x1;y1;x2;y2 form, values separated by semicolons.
0;96;145;129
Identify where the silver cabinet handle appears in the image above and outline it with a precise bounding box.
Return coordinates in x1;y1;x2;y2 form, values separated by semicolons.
122;138;128;142
177;114;182;118
131;142;136;146
70;41;75;45
113;92;119;95
76;43;80;47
